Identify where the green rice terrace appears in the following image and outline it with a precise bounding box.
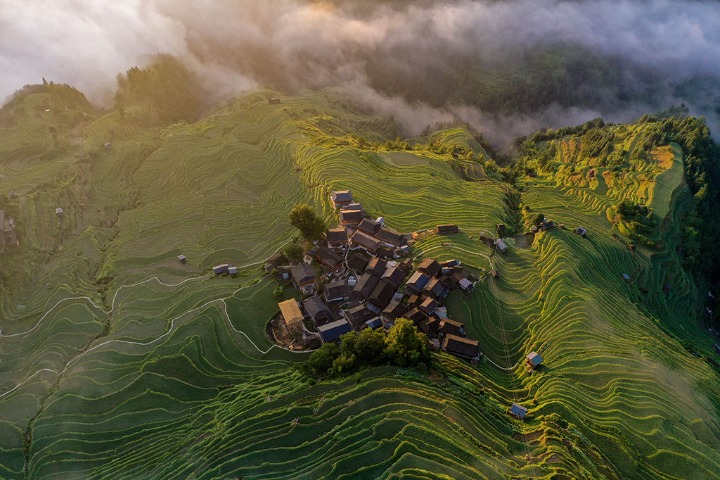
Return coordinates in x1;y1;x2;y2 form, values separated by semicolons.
0;77;720;480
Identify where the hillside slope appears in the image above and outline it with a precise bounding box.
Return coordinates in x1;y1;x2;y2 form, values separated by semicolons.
0;83;719;479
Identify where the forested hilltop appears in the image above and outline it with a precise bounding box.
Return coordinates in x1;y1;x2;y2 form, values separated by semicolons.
0;58;719;479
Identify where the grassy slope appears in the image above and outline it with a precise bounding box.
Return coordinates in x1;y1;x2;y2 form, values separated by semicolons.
0;88;718;479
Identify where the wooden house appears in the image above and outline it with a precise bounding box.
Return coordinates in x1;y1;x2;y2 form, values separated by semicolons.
404;271;430;294
323;280;351;303
303;295;333;325
347;252;370;271
381;265;407;288
318;319;351;343
344;305;374;329
438;318;465;336
441;334;480;359
368;280;396;309
357;218;382;236
278;299;304;335
330;190;353;209
315;246;343;271
526;351;543;369
290;264;316;292
365;257;387;277
325;228;348;250
213;264;229;275
375;227;405;247
419;296;439;315
495;238;508;253
417;258;441;277
352;272;379;301
423;276;449;300
339;209;364;226
436;224;459;234
350;230;381;253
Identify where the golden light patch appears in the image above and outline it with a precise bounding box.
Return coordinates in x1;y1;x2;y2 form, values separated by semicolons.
653;146;674;170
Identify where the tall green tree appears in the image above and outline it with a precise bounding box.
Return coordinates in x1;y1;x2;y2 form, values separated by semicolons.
290;204;325;240
385;318;429;367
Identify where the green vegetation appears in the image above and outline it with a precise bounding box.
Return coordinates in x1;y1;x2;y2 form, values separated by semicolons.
289;203;326;241
304;319;428;377
1;63;719;479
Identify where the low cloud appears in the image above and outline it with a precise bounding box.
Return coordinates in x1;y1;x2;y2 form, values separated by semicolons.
2;0;720;145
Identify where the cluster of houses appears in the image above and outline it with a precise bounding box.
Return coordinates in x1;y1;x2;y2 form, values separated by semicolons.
0;210;18;251
268;190;482;361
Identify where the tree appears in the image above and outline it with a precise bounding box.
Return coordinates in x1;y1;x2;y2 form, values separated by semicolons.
290;204;325;240
305;343;340;377
284;243;304;263
385;318;429;367
355;327;387;365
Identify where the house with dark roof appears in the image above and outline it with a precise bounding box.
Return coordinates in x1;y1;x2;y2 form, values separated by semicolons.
381;299;407;321
417;258;441;277
375;227;405;247
364;317;383;329
423;276;450;300
406;294;421;307
442;334;480;359
510;403;527;419
381;265;407;287
404;271;431;294
526;352;543;369
405;307;427;324
419;296;439;315
368;280;396;309
303;295;332;325
291;264;316;292
350;230;381;253
427;316;441;335
345;202;363;211
357;218;382;236
495;238;508;253
347;252;370;271
438;318;465;336
575;226;587;238
352;272;380;301
436;224;459;234
439;259;459;269
265;251;289;272
318;319;352;343
340;209;364;226
213;264;230;275
344;304;374;329
365;257;387;277
330;190;353;209
325;228;348;250
315;246;343;271
323;280;351;303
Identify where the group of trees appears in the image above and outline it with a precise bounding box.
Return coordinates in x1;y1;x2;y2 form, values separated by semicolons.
303;318;430;377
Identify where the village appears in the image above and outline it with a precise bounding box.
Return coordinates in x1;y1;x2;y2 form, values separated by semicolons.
259;190;488;363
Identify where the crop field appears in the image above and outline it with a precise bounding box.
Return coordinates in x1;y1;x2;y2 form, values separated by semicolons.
0;85;719;479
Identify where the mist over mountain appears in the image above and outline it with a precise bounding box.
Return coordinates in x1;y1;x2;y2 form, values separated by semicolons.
3;0;720;144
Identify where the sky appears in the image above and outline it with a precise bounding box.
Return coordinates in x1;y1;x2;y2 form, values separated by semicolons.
2;0;720;144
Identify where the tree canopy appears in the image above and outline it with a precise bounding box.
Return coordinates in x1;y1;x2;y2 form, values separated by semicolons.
290;204;325;240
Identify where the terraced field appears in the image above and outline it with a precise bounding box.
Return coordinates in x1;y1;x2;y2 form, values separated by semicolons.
1;84;719;479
